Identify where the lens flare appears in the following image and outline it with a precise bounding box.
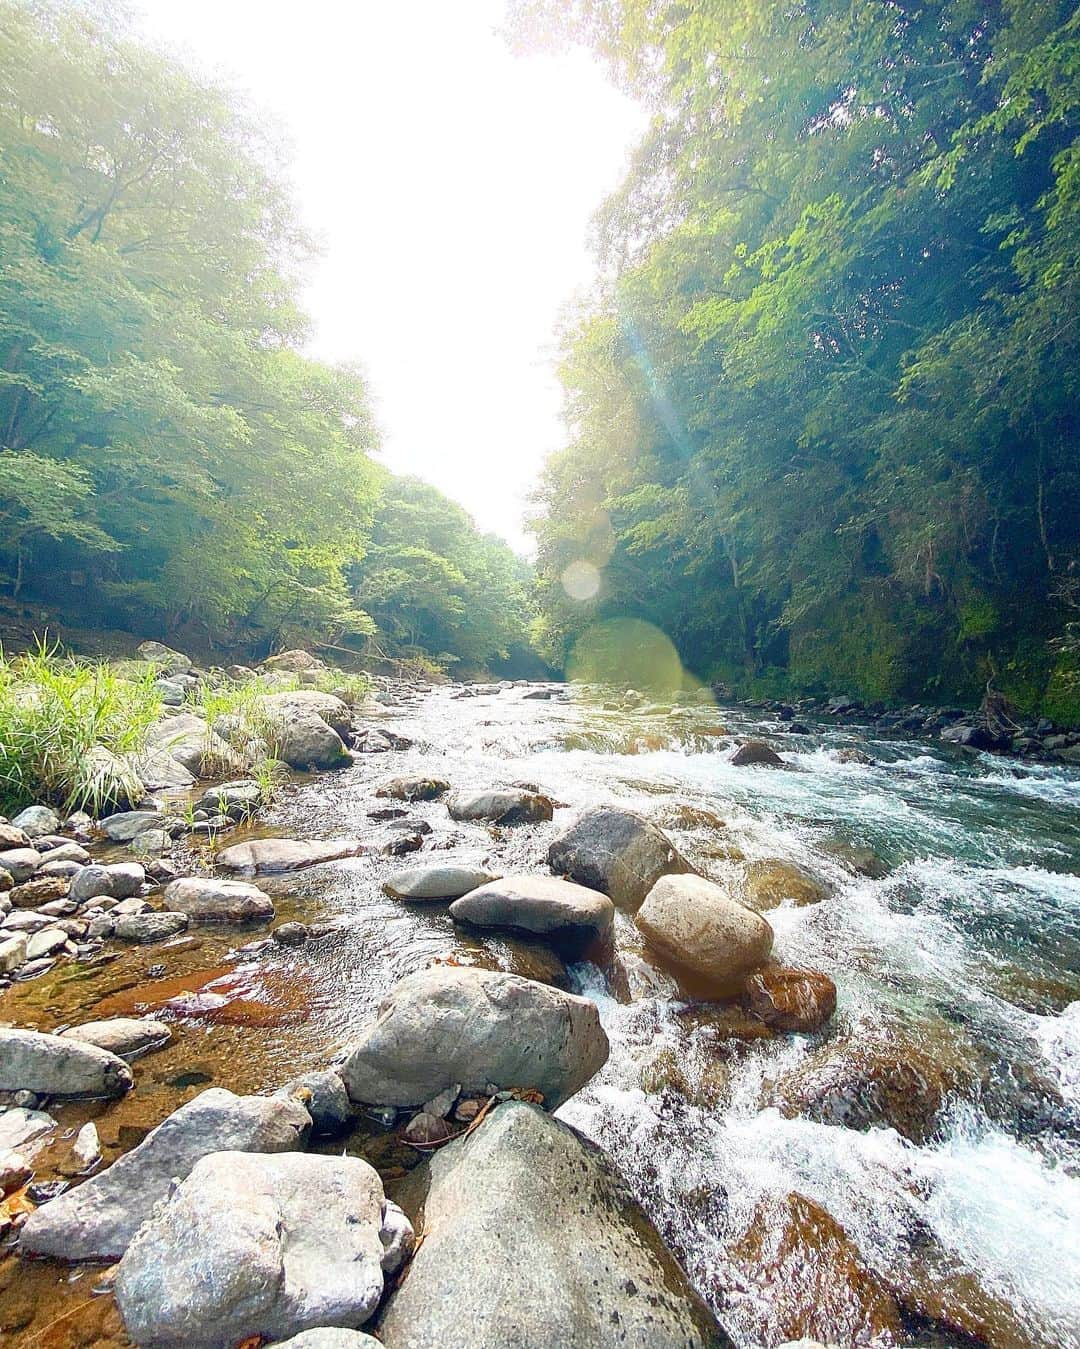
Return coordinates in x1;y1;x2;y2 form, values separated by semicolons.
561;559;602;601
567;616;707;697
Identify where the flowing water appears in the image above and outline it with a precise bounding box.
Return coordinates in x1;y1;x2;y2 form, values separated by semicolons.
3;682;1079;1347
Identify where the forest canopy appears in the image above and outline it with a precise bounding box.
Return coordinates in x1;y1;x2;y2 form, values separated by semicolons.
0;0;532;671
513;0;1080;718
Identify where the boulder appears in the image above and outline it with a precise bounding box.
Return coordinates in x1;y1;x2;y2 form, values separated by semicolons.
261;689;351;736
375;774;450;802
136;641;192;675
339;965;608;1109
377;1101;727;1349
0;847;42;882
820;839;889;879
9;875;68;908
36;840;90;865
383;863;496;901
742;966;837;1032
447;789;553;825
449;873;614;944
69;861;145;903
216;837;364;874
163;876;275;922
10;805;60;838
730;740;785;767
128;746;196;791
19;1087;311;1261
195;780;264;818
145;713;240;777
261;649;324;673
275;1069;353;1136
60;1017;171;1061
267;707;350;769
114;910;190;942
0;1027;133;1098
100;809;166;842
116;1151;398;1348
0;823;31;849
743;859;831;911
635;873;774;995
547;806;691;909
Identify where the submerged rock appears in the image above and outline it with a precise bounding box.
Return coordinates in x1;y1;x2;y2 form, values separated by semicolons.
449;873;614;942
447;789;553;825
60;1017;171;1061
377;1101;728;1348
375;774;450;802
547;805;691;908
730;740;785;767
383;863;496;900
116;1151;396;1348
0;1027;133;1099
163;876;275;922
19;1087;311;1261
114;910;189;943
636;873;774;995
216;837;364;873
742;859;831;911
338;964;608;1109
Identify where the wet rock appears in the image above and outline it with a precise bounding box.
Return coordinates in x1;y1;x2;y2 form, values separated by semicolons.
338;964;608;1110
742;859;831;911
0;823;30;849
217;836;364;873
275;1069;352;1136
377;1101;727;1348
8;875;68;908
69;861;144;903
0;848;42;882
0;1105;56;1154
19;1086;311;1261
449;873;614;945
742;966;837;1032
10;805;60;838
114;910;190;943
383;863;496;900
0;1149;32;1195
635;873;774;995
136;641;192;675
273;921;310;945
833;747;875;765
163;876;275;922
729;1192;901;1346
548;806;692;909
375;774;450;802
60;1017;171;1061
730;740;785;767
0;1027;133;1099
448;938;571;990
116;1150;394;1348
402;1110;454;1145
195;779;263;818
448;788;554;824
820;838;889;879
766;1022;987;1144
100;809;165;842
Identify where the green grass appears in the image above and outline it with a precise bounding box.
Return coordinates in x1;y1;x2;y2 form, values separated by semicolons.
0;642;162;816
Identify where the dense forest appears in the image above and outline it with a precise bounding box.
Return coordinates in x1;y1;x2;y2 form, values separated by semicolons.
515;0;1080;719
0;0;533;672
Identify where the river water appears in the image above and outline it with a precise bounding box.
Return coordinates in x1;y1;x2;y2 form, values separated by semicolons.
3;682;1079;1347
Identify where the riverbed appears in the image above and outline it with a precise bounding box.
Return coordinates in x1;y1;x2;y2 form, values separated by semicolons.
3;682;1079;1346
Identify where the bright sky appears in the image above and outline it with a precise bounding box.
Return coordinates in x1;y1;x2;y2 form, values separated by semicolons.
134;0;643;552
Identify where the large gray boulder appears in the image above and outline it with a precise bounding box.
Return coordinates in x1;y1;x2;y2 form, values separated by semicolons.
163;876;274;922
146;713;240;777
0;1027;133;1099
127;745;196;791
339;965;608;1110
448;789;553;825
449;874;613;941
100;809;167;842
60;1017;171;1061
261;689;353;737
19;1087;311;1261
10;805;60;838
377;1101;728;1349
69;860;145;903
383;863;496;901
548;806;691;909
115;1151;404;1348
136;641;192;675
216;837;363;874
635;873;773;994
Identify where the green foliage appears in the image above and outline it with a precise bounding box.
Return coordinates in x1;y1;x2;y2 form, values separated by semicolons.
515;0;1080;717
0;642;161;813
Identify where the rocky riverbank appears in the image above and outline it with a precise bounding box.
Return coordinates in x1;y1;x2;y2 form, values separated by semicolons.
1;653;1077;1347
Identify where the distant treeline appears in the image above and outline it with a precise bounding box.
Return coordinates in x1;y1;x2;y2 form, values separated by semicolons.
0;0;535;674
515;0;1080;718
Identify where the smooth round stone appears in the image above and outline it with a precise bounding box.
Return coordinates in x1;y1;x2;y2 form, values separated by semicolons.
383;864;497;901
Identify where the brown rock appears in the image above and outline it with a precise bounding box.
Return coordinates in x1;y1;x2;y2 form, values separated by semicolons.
730;740;784;767
9;876;69;910
729;1192;902;1346
742;966;837;1032
402;1111;454;1146
0;824;31;850
742;859;830;911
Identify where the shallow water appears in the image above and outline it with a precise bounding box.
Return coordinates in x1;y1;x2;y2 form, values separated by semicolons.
3;683;1079;1346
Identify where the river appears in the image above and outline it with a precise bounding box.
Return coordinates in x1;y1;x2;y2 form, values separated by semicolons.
3;681;1079;1346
